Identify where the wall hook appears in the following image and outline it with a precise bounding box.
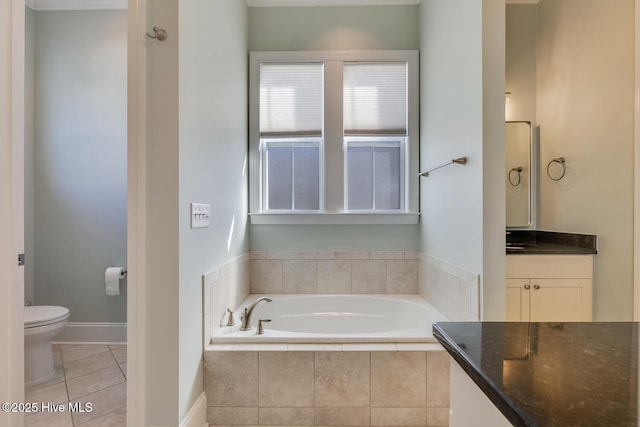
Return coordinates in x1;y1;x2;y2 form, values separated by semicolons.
146;26;168;41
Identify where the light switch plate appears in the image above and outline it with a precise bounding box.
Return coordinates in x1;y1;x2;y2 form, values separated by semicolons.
191;203;211;229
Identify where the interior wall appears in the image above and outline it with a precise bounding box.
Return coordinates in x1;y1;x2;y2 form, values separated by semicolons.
419;0;505;320
178;0;249;421
536;0;635;320
505;4;537;123
33;10;127;322
24;5;35;306
248;5;420;251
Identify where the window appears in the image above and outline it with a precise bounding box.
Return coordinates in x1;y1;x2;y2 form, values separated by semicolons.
249;51;419;224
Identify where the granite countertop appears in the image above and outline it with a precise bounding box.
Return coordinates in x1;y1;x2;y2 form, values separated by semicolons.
433;322;638;427
506;230;598;255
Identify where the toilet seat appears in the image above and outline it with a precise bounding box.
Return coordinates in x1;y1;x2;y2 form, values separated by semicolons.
24;306;69;329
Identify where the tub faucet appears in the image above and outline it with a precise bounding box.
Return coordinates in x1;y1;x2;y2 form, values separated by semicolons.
239;297;272;331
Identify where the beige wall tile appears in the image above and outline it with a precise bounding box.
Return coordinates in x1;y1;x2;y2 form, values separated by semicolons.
404;251;420;260
317;260;351;294
371;407;426;426
335;251;370;260
267;251;301;260
250;260;283;294
427;407;449;427
314;407;370;426
371;352;426;407
301;251;335;260
204;351;258;406
259;352;314;407
283;260;317;294
387;260;419;294
207;407;258;426
427;352;450;407
352;260;386;294
259;407;314;425
211;274;231;333
204;276;211;315
315;352;370;407
250;251;266;259
370;251;405;260
447;274;471;321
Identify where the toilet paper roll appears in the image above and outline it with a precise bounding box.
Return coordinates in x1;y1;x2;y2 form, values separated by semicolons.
105;267;126;296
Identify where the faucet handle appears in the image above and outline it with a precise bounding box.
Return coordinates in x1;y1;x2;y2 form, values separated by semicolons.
225;308;235;327
257;319;271;335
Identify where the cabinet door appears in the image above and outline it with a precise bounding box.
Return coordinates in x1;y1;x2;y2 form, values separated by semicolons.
529;279;592;322
506;279;530;321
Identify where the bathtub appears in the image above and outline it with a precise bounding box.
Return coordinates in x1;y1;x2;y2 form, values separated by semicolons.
212;294;448;344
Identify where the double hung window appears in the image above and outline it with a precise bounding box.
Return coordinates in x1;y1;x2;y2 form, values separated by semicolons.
250;51;418;224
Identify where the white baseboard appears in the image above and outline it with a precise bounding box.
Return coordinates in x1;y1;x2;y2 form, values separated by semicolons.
179;392;208;427
53;322;127;345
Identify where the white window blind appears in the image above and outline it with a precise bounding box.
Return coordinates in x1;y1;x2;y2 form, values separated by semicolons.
259;63;324;137
343;62;407;136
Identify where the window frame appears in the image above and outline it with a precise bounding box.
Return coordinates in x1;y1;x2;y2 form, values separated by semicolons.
249;50;419;225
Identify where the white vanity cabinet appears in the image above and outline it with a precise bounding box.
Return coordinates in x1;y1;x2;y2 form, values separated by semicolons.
506;255;593;322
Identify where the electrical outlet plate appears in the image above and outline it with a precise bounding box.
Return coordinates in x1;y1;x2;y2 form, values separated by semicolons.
191;203;211;229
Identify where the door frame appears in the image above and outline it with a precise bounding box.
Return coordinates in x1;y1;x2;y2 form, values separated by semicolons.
126;0;147;424
1;0;25;426
635;0;640;321
2;1;147;426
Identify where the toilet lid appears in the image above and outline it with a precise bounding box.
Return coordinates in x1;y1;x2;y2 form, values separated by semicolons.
24;306;69;328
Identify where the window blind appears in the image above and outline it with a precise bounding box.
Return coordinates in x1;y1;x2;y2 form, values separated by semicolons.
259;63;323;137
343;62;407;136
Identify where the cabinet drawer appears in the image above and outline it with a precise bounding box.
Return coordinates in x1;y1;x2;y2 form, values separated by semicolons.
506;255;593;279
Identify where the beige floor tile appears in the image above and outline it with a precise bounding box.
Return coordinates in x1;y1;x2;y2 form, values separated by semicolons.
70;382;127;425
77;406;126;426
67;365;125;400
110;347;127;365
27;367;65;391
25;381;69;405
60;345;110;364
25;406;73;427
64;351;118;380
118;362;127;378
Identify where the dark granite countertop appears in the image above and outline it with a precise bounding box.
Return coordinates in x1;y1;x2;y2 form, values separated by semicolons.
433;322;638;427
506;230;598;255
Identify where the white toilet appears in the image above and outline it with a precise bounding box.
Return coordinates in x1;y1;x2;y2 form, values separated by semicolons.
24;305;70;387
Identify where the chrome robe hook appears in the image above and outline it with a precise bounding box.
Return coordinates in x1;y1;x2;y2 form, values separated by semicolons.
146;26;168;41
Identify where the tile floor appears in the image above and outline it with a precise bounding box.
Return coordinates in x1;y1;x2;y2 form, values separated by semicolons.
25;344;127;427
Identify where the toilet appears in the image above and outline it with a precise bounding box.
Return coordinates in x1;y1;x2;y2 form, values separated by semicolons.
24;306;70;387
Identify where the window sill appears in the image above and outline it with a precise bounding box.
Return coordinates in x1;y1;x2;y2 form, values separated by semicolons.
249;212;420;225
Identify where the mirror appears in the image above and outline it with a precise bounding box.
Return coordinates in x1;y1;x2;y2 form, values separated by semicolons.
506;121;532;228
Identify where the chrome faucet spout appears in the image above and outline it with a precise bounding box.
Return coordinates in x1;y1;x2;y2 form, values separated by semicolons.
239;297;272;331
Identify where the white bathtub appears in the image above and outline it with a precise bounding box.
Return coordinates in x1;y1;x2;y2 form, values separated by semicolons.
212;294;449;344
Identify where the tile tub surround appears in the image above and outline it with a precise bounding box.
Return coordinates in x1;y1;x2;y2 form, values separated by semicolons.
249;251;421;295
204;349;450;427
203;251;480;346
203;253;251;339
418;254;480;321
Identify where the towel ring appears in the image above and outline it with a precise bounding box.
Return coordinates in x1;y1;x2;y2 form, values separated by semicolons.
508;167;523;186
546;157;566;181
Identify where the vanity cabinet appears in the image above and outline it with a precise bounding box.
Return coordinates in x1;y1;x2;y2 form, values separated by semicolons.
506;255;593;322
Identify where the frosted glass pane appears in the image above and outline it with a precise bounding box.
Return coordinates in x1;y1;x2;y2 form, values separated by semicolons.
267;147;292;209
374;146;401;209
347;146;373;210
293;146;320;210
